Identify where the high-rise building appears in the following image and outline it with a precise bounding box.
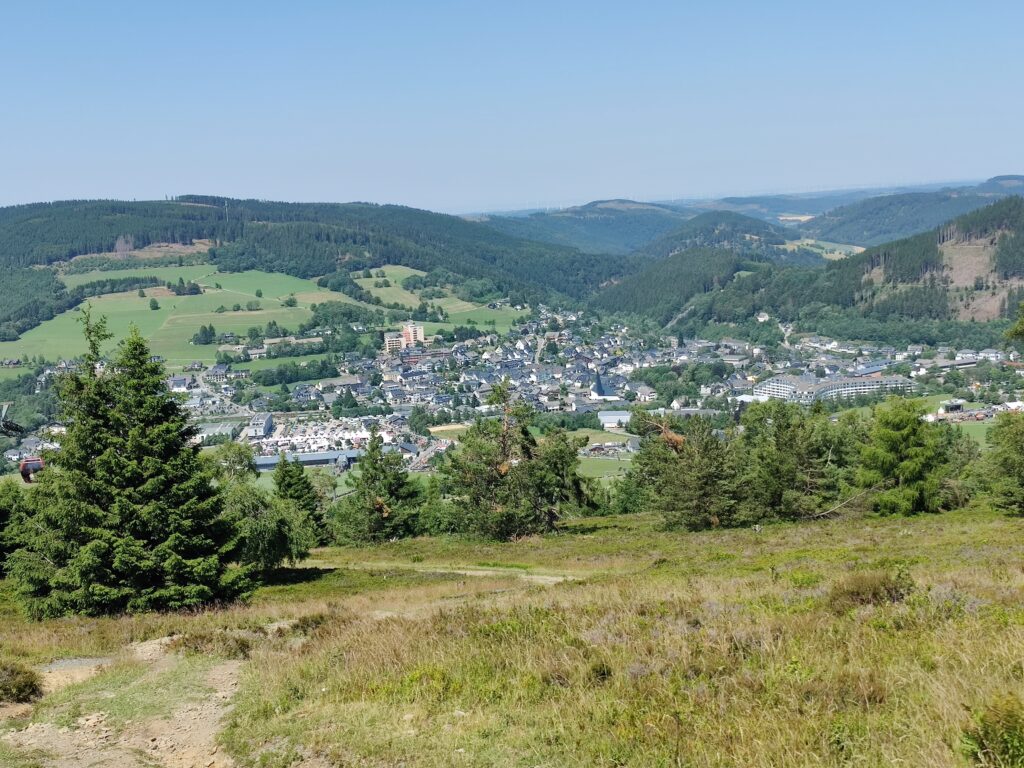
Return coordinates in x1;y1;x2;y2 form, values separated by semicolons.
402;323;425;347
383;323;426;355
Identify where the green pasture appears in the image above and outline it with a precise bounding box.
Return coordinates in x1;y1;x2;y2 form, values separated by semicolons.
353;265;425;308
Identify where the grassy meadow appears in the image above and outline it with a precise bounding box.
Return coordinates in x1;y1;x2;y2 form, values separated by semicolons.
0;262;529;371
354;264;529;333
353;265;427;307
0;268;333;370
4;507;1024;766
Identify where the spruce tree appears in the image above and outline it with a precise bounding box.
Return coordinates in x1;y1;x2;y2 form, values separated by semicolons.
441;382;590;539
859;399;944;515
6;313;250;618
273;456;319;515
987;412;1024;514
330;425;418;542
630;416;737;531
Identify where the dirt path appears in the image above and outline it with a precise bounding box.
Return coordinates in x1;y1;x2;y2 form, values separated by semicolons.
1;563;575;766
3;643;240;768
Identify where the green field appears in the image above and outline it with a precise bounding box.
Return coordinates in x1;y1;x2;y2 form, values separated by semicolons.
420;303;528;335
428;423;470;440
231;352;335;372
353;264;529;332
0;269;379;371
955;419;992;448
5;264;529;370
353;265;426;308
577;455;632;480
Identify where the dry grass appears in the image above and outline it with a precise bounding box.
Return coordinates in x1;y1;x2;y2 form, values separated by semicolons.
0;567;461;665
219;507;1024;767
5;508;1024;766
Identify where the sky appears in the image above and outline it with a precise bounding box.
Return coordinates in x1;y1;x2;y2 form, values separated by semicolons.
1;1;1022;213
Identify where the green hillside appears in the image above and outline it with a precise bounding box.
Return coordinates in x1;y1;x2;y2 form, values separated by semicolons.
637;210;821;265
478;199;692;255
799;177;1024;246
0;196;635;340
590;247;753;325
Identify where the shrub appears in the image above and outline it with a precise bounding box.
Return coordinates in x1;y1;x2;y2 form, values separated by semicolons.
166;630;258;659
963;692;1024;766
0;660;43;703
828;567;914;613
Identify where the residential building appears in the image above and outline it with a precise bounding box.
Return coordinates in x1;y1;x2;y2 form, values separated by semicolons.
384;332;403;354
402;323;426;347
753;374;914;404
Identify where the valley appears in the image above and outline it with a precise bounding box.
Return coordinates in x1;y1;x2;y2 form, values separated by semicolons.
6;7;1024;768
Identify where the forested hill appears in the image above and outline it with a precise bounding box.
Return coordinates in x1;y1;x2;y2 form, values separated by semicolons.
0;200;234;267
196;198;634;300
799;176;1024;246
672;196;1024;347
0;195;652;340
475;199;691;255
0;196;635;303
589;197;1024;347
637;211;819;264
590;247;757;325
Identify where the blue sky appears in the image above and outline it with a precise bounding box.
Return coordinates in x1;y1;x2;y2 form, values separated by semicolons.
1;1;1022;212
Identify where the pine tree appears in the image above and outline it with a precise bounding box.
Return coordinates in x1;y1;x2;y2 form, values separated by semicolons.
340;387;358;409
630;416;737;530
330;425;418;542
665;418;736;530
5;313;250;618
440;381;589;539
984;412;1024;514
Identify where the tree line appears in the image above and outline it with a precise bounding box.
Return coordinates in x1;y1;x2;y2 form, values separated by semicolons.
614;400;976;527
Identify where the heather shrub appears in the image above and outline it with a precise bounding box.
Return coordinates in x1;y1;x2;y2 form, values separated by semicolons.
0;659;43;703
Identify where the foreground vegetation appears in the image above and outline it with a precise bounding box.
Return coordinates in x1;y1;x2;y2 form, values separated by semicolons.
3;508;1024;766
225;508;1024;767
5;319;1024;764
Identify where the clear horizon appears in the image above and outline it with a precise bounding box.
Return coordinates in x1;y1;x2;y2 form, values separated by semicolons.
2;1;1022;213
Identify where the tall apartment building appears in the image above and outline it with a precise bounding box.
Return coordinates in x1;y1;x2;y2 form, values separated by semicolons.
402;323;425;347
384;333;403;354
384;323;426;355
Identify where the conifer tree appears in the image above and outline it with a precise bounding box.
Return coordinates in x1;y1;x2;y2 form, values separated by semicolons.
441;381;591;539
330;424;418;542
858;399;944;515
6;312;250;617
982;412;1024;513
629;415;738;530
273;456;320;530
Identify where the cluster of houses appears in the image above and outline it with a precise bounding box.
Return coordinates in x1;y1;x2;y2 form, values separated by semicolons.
150;316;1024;421
13;305;1024;477
217;333;325;361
